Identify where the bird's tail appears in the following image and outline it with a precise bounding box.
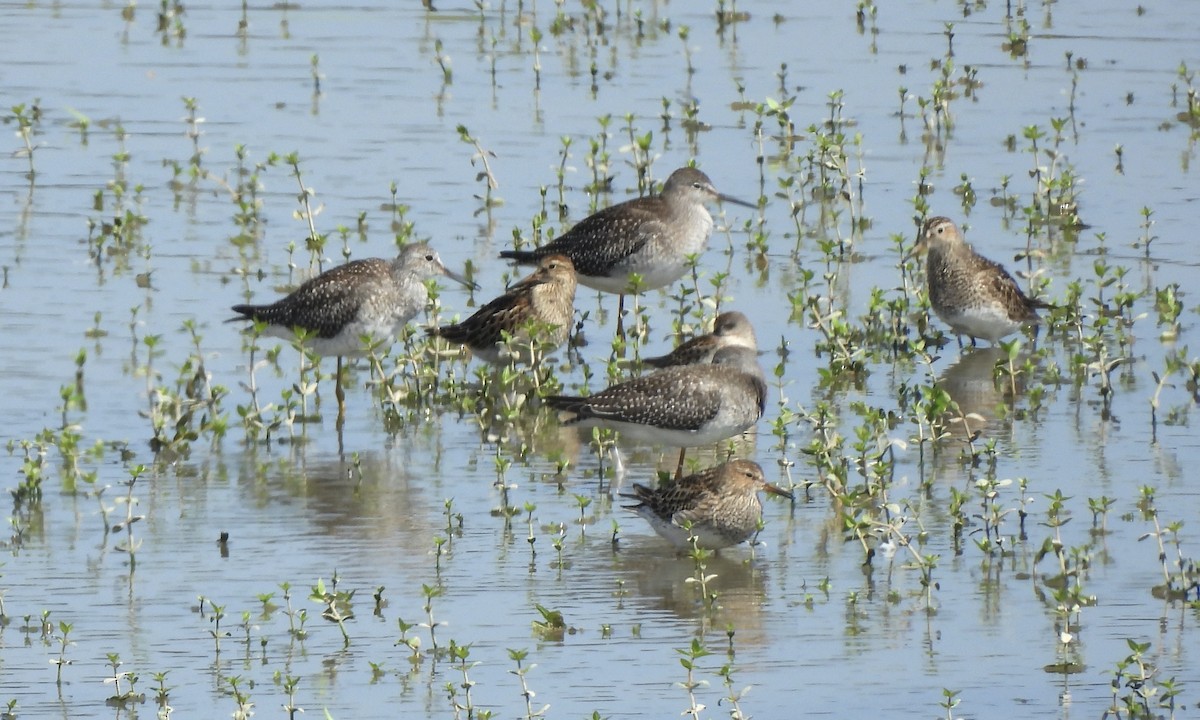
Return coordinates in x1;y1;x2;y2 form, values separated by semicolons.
227;304;258;323
499;249;538;264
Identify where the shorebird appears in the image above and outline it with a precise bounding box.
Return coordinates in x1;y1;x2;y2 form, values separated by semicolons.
544;345;766;478
621;459;792;551
641;310;758;368
426;254;577;365
230;242;472;419
911;216;1053;346
499;166;753;333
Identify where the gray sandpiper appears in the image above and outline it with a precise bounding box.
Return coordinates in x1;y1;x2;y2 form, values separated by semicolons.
544;345;766;478
499;166;753;332
230;242;472;419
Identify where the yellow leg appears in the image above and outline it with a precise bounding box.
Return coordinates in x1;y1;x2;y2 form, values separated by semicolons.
674;447;687;480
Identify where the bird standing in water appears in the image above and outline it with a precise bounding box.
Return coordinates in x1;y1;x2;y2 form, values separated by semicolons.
621;459;792;551
911;216;1053;346
544;345;766;479
641;310;758;368
427;254;577;365
499;166;754;336
230;242;472;422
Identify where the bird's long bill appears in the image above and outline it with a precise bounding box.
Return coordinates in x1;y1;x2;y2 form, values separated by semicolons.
763;482;794;500
901;235;927;263
442;264;479;291
717;193;756;209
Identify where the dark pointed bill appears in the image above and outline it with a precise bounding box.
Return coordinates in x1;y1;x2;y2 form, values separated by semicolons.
764;482;794;500
717;192;756;209
441;265;479;291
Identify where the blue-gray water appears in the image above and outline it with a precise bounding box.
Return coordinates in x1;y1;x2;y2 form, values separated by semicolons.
1;1;1198;718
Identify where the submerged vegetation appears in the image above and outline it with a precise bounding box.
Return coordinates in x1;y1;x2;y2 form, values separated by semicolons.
1;1;1198;719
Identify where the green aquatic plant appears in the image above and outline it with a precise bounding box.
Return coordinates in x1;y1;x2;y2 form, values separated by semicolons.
279;582;308;640
684;523;719;611
457;124;501;214
676;637;711;719
531;604;568;641
6;101;41;179
938;688;963;720
508;648;549;720
421;583;445;651
278;674;303;719
396;617;423;665
447;640;482;719
112;464;146;566
151;670;172;709
1105;639;1184;720
51;621;73;685
104;652;144;707
1138;488;1199;602
310;572;355;646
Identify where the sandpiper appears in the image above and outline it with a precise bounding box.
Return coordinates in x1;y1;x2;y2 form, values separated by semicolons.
544;345;766;478
912;216;1053;346
642;310;758;368
230;242;472;419
499;166;753;332
427;254;577;365
621;459;792;551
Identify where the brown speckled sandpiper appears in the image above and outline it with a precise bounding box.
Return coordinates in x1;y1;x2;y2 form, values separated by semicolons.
913;216;1053;346
230;242;472;419
427;254;577;365
621;459;792;551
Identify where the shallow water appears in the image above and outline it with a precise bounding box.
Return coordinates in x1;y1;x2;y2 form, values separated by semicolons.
1;1;1198;718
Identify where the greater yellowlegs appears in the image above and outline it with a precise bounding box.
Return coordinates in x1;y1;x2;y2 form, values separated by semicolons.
499;166;753;333
545;345;765;478
230;242;472;419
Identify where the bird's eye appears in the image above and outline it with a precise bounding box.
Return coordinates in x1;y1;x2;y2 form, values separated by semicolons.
425;254;435;262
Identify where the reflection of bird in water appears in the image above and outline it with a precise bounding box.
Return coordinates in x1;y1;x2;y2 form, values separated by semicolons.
621;459;792;551
618;540;772;633
641;310;758;368
427;254;577;365
937;347;1013;439
911;216;1053;346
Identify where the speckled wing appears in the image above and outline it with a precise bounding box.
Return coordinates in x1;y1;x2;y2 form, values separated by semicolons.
977;259;1044;322
623;466;723;523
502;197;667;277
232;259;388;339
430;278;542;346
547;365;728;431
644;334;720;368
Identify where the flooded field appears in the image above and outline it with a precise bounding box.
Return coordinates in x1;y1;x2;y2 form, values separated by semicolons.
1;1;1198;718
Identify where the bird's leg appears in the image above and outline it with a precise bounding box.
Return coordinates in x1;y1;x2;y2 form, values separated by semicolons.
615;294;627;340
674;447;687;480
335;356;346;426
